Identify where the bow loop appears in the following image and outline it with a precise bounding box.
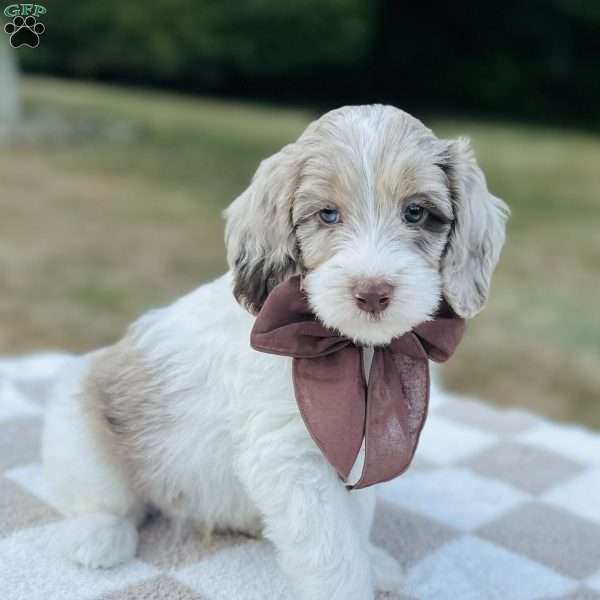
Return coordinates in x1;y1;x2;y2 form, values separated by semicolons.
413;309;466;363
250;275;350;358
251;321;350;359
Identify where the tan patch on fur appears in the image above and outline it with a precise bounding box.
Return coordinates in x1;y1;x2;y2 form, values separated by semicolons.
82;336;168;498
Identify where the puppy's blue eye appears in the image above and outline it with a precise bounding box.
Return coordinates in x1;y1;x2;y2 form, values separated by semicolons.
319;209;341;225
403;203;427;225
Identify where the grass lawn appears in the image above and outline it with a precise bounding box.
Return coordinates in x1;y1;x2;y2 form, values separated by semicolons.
2;76;599;427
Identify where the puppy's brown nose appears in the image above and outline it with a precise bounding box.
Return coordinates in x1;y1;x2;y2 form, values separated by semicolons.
352;279;394;313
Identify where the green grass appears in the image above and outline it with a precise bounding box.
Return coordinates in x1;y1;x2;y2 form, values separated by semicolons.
2;76;599;427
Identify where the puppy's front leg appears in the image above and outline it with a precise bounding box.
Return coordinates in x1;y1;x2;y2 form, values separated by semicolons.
235;424;374;600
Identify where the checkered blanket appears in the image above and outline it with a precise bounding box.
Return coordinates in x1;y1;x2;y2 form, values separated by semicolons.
1;354;599;600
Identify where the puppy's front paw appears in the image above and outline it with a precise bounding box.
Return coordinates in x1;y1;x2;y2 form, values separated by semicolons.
52;512;138;568
369;544;405;596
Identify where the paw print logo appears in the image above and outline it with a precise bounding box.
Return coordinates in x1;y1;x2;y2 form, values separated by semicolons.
4;15;45;48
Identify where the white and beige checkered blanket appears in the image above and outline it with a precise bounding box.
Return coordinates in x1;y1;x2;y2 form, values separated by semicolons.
1;354;599;600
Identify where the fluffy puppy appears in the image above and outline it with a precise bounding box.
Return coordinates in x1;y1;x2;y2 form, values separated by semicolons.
43;105;508;600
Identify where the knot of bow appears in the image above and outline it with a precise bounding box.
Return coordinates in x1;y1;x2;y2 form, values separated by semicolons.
250;275;465;489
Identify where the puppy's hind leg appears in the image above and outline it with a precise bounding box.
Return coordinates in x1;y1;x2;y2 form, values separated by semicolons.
42;357;144;568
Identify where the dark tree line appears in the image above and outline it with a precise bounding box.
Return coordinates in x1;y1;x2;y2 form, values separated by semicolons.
14;0;600;126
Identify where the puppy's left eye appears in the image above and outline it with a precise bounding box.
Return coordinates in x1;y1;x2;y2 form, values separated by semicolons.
319;209;341;225
403;203;428;225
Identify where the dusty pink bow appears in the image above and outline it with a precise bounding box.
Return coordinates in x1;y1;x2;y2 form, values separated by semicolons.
250;275;465;489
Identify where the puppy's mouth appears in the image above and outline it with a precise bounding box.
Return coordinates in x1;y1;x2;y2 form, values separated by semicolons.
308;294;404;347
355;309;385;323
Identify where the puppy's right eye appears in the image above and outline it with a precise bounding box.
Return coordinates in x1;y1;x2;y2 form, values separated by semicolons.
319;209;341;225
403;203;427;225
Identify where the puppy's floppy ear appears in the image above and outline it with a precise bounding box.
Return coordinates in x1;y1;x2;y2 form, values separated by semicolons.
224;143;303;313
441;137;510;318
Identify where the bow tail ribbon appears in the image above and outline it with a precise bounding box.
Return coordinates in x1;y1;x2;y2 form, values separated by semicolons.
293;344;430;490
353;347;429;489
293;347;366;481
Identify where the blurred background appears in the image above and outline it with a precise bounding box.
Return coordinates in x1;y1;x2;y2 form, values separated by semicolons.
1;1;598;426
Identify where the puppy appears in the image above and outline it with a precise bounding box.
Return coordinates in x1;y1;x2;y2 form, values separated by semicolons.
43;105;508;600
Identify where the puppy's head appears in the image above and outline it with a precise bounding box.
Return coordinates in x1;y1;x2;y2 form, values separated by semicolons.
225;105;509;345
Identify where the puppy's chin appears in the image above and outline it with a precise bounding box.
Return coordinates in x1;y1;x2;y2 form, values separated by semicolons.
303;259;442;347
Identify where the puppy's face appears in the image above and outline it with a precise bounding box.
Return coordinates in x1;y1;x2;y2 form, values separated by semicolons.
295;126;454;345
226;105;509;345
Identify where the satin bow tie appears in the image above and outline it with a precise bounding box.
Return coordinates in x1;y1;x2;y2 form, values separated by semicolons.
250;275;465;489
